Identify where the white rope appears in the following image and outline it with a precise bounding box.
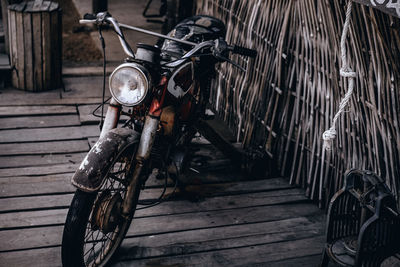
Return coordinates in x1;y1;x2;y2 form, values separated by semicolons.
322;1;356;151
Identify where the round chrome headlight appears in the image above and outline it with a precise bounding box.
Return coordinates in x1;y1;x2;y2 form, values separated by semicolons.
109;63;151;106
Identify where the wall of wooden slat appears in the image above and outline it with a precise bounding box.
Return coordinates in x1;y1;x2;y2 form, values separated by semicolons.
197;0;400;207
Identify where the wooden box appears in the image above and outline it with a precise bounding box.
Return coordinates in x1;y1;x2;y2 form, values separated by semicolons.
8;0;62;91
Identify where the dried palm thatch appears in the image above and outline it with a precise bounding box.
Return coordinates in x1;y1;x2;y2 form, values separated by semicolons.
196;0;400;207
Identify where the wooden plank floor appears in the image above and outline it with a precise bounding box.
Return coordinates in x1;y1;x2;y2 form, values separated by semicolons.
1;75;397;267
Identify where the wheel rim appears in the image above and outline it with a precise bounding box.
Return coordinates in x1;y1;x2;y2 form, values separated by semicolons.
83;145;135;267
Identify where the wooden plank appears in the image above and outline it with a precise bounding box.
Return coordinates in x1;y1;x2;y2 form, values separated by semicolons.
0;189;308;228
0;243;324;267
0;173;75;198
62;65;117;77
0;193;73;213
88;137;98;148
78;104;104;124
0;89;103;106
116;236;325;267
1;0;10;55
0;164;78;178
175;169;244;185
124;203;323;237
0;105;76;117
15;11;24;89
265;255;322;267
23;13;33;90
0;88;58;99
0;125;99;143
0;203;322;251
0;140;89;156
0;115;80;129
0;209;67;229
0;153;86;168
181;177;292;197
77;105;130;125
0;176;289;198
116;218;325;261
72;139;240;183
0;187;305;214
32;12;43;91
0;247;62;267
0;218;324;267
80;125;101;138
56;9;62;89
0;170;233;211
24;97;104;106
352;0;400;18
41;11;51;90
8;9;18;86
50;9;61;89
62;76;111;99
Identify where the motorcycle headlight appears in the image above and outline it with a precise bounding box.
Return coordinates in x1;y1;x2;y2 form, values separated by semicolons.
109;63;151;106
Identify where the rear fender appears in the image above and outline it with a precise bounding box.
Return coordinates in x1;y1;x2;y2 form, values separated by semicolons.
71;128;140;192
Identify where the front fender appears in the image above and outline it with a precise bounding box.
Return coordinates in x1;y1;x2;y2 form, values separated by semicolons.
71;128;140;192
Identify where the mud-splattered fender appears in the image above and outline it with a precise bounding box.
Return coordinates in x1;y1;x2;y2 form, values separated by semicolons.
71;128;140;192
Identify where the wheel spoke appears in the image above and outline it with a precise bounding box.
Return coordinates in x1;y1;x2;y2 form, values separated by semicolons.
108;173;127;186
78;144;137;266
84;153;134;266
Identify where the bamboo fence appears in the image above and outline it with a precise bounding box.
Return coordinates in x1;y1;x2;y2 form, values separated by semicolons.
196;0;400;207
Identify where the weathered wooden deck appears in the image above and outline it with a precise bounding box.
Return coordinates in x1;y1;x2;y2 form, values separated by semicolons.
0;73;327;266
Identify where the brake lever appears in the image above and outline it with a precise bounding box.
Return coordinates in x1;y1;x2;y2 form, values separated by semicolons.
212;39;246;72
96;12;111;25
216;54;246;72
81;12;111;25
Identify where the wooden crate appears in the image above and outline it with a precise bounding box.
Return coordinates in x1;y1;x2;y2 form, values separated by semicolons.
8;1;61;91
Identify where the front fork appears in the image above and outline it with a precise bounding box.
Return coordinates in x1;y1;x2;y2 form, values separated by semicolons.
101;97;161;163
121;115;159;216
100;98;122;139
122;115;159;215
101;97;161;216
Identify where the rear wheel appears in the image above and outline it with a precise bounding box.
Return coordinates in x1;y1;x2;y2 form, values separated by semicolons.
62;143;140;267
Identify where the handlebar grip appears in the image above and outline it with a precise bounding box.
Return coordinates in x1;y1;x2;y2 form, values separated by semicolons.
79;19;96;25
232;45;257;58
83;13;97;20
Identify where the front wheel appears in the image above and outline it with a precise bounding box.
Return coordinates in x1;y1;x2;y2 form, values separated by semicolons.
62;143;140;267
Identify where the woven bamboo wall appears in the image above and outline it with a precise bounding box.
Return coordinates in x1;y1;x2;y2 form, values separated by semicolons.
197;0;400;207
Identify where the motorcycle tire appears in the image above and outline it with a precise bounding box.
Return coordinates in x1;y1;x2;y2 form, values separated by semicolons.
62;142;140;267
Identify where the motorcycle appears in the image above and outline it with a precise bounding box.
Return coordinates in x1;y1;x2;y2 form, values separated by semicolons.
61;12;257;267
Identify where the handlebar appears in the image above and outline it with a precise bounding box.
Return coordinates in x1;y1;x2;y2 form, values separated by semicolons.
80;12;258;68
231;45;257;58
163;40;257;71
80;13;135;58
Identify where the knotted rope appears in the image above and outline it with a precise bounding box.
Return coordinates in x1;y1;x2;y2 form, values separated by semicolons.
322;1;356;151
